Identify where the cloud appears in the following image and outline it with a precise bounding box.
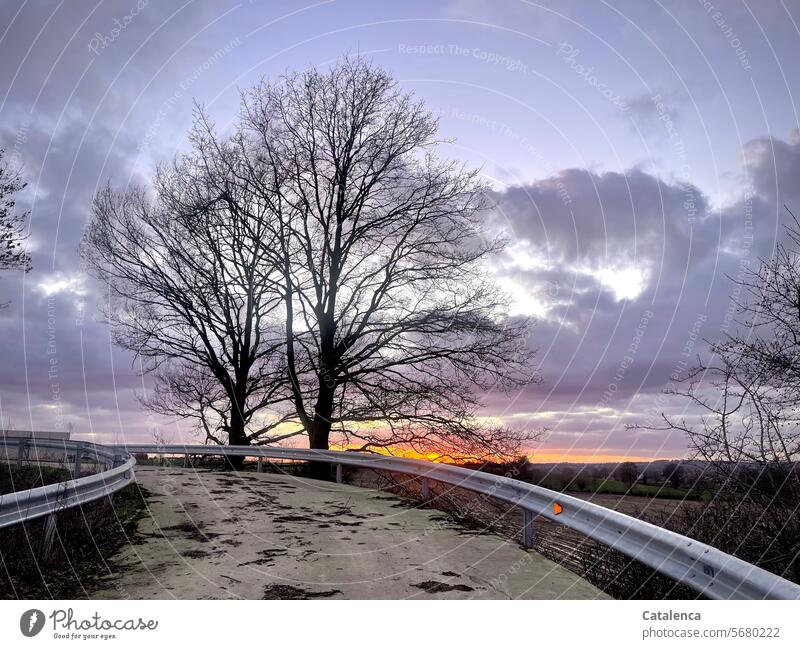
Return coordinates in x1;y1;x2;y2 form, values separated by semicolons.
35;273;86;297
488;165;708;320
741;136;800;205
486;136;800;456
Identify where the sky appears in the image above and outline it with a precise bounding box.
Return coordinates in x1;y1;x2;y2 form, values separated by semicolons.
1;0;799;461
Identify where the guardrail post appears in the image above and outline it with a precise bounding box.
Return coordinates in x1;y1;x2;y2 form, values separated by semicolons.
522;509;534;549
39;514;58;560
257;457;263;473
16;439;26;468
421;478;430;502
73;442;83;477
335;463;343;484
183;453;189;468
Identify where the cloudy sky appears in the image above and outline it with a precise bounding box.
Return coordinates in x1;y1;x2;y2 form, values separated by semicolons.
1;0;799;461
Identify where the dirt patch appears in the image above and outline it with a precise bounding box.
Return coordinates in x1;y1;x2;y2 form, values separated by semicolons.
238;548;288;567
161;521;221;543
182;549;213;559
273;510;364;526
412;580;474;593
215;478;248;488
262;584;342;599
218;538;242;547
273;514;315;523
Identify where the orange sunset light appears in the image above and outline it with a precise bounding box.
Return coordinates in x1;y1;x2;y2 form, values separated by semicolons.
330;443;675;465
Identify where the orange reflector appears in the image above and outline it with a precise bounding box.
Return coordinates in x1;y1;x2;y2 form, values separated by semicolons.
553;502;563;515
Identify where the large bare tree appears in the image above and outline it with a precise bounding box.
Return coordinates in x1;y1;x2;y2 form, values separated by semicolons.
237;59;534;460
0;149;32;307
84;59;536;463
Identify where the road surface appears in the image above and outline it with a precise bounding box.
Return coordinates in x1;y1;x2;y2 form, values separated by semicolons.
91;466;608;599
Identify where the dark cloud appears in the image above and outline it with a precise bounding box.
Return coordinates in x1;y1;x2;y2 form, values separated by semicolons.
486;136;800;457
493;166;704;264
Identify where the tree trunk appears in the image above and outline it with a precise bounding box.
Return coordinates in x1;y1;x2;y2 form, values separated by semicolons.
308;376;334;479
226;400;248;471
309;420;330;449
308;416;332;480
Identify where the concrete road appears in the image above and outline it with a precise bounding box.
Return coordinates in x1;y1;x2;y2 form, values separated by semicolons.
91;466;609;600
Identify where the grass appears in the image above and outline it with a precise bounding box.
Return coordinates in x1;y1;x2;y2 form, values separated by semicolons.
0;463;72;495
0;465;150;599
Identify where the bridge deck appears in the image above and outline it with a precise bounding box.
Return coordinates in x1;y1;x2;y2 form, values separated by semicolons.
90;466;608;599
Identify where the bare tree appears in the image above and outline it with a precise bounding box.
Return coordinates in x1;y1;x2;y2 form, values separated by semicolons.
616;461;638;487
81;131;299;455
232;59;536;461
0;149;32;307
636;207;800;581
661;461;684;489
84;59;536;467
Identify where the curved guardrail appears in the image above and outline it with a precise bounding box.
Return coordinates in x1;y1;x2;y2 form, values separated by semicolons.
0;437;136;547
121;443;800;601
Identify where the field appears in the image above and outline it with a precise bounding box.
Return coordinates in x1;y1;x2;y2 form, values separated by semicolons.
537;476;699;500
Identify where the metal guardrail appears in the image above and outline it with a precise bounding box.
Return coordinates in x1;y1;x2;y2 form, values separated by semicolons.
0;437;136;557
121;443;800;601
